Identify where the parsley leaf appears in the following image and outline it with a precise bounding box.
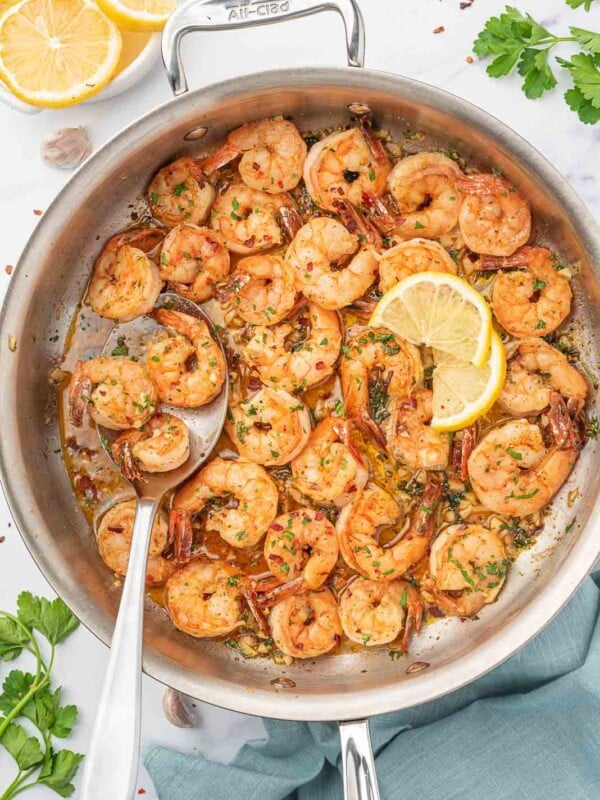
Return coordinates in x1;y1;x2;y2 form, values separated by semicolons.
557;52;600;111
17;593;79;645
38;749;84;797
1;723;44;770
565;0;595;10
0;618;28;662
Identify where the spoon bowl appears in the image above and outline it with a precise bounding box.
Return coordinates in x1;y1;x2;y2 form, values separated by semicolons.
99;292;229;499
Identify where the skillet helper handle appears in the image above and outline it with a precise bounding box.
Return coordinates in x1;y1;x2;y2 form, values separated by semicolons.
339;719;381;800
80;498;159;800
162;0;365;96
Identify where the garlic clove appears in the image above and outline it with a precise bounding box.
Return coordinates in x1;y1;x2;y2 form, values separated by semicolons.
162;688;200;728
41;126;92;171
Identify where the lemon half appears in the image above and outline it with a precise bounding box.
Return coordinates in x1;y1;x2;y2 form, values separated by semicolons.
97;0;176;31
370;272;492;368
431;330;506;432
0;0;122;108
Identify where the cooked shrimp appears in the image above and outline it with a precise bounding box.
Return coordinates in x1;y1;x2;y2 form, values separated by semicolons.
264;508;338;589
481;246;572;337
499;338;587;416
378;238;456;293
170;457;279;549
69;357;157;430
336;482;441;581
303;125;391;212
226;387;311;467
86;228;164;322
285;217;379;310
340;328;423;444
269;588;342;659
386;153;463;239
459;173;531;256
468;395;579;516
429;523;508;617
148;157;215;228
384;389;450;470
201;116;307;193
211;184;302;254
339;577;411;647
97;500;173;586
220;254;297;325
111;412;190;481
244;302;342;393
291;415;368;507
147;309;226;408
159;225;230;303
166;560;244;638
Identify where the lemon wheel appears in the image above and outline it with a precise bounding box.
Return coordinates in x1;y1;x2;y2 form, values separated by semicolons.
0;0;122;108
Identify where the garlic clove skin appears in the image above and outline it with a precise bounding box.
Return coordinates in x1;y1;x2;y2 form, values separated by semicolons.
41;126;92;170
162;688;200;728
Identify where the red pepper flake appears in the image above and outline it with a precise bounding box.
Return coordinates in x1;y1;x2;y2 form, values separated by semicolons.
466;55;474;64
270;523;284;531
0;536;5;544
252;161;260;171
244;236;256;248
306;262;314;272
5;265;13;275
138;790;146;796
33;209;43;216
433;26;445;34
314;512;324;521
315;361;325;370
277;180;283;189
460;0;474;8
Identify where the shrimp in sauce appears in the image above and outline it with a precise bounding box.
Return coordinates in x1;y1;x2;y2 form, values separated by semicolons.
69;357;157;431
201;116;307;193
148;157;215;228
86;228;164;322
378;238;456;293
97;500;173;586
111;412;190;482
160;225;230;303
147;309;226;408
269;588;342;659
459;173;531;257
220;254;297;326
225;387;311;467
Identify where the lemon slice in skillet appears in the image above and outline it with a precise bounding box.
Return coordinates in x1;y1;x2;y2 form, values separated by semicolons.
0;0;122;108
369;272;492;367
431;330;506;432
97;0;177;31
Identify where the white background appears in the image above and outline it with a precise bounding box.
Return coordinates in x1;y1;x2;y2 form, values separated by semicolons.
0;0;599;797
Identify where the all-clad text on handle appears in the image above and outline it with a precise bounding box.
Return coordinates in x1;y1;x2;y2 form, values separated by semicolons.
162;0;365;96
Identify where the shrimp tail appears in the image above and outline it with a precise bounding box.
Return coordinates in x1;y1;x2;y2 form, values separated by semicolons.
111;437;143;483
199;142;240;175
112;227;165;254
277;200;303;241
332;417;368;469
170;508;194;562
458;174;512;196
359;114;391;167
451;423;479;481
354;409;387;450
400;584;424;653
360;191;403;236
331;198;383;248
412;481;443;537
478;246;533;272
547;392;580;450
68;364;92;428
257;576;305;609
242;584;271;637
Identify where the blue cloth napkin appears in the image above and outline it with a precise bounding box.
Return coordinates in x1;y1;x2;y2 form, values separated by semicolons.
145;570;600;800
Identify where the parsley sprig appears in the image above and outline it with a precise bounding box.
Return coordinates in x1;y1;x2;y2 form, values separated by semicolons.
473;5;600;124
0;592;82;799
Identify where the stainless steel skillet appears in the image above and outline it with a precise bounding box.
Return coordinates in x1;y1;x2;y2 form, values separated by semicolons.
0;2;599;798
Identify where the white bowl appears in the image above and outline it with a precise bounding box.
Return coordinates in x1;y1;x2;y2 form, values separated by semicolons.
0;33;161;114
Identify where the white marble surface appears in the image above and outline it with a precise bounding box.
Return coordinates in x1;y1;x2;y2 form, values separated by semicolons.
0;0;599;797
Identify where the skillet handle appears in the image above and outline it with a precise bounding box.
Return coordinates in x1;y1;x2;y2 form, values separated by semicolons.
339;719;381;800
161;0;365;96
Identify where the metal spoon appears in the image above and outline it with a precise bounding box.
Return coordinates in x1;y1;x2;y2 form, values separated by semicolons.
80;293;228;800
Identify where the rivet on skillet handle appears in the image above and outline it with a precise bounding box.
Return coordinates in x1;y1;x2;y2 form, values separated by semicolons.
161;0;366;96
339;719;381;800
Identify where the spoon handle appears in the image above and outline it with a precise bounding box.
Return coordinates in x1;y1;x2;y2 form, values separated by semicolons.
80;497;159;800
